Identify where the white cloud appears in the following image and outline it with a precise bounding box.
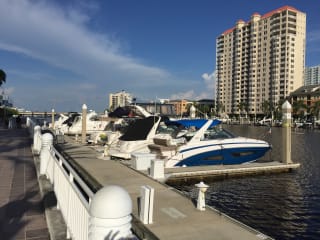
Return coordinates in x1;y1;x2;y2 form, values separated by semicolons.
169;70;216;101
0;0;169;79
0;0;216;111
0;0;174;110
170;90;196;100
201;71;216;90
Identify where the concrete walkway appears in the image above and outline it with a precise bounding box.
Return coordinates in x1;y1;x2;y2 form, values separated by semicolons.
0;124;50;240
57;137;272;240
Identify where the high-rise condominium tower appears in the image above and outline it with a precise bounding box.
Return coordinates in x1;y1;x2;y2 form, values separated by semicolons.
305;65;320;86
216;6;306;116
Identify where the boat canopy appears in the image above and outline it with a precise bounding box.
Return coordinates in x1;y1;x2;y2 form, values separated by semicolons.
167;119;221;129
119;116;160;141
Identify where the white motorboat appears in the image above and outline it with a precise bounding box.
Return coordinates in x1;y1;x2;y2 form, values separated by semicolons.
59;111;109;135
147;119;271;168
108;116;163;159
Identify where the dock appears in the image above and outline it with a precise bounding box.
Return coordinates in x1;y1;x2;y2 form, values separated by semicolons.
54;136;274;240
2;123;290;240
165;161;300;184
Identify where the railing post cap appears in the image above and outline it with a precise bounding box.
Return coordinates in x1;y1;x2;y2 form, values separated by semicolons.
34;125;41;131
82;104;87;110
90;185;132;219
195;181;209;189
282;100;292;110
42;133;54;141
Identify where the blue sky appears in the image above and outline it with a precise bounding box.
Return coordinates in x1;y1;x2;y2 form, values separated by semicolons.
0;0;319;112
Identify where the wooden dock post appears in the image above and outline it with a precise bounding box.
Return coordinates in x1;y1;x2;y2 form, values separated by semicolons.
282;100;292;164
81;104;87;144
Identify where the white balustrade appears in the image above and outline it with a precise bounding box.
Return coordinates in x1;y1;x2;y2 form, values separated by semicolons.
50;148;94;240
26;117;134;240
139;185;154;224
40;133;53;176
33;125;42;154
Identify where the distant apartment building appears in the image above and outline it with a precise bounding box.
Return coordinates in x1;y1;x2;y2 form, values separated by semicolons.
289;84;320;111
216;6;306;116
0;93;13;107
305;65;320;86
169;99;192;116
108;90;132;110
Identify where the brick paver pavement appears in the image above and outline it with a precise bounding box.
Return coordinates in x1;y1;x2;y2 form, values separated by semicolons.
0;123;50;240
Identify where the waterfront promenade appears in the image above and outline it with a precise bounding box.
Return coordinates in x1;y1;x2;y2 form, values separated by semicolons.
0;122;273;240
0;123;50;240
57;136;271;240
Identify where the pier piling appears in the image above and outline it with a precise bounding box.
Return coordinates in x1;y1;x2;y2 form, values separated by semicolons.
51;108;55;129
195;181;209;211
81;104;87;144
281;100;292;164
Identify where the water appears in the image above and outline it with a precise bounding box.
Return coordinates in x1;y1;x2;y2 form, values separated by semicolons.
171;125;320;240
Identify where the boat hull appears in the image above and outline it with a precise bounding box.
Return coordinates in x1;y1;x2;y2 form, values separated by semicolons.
165;138;271;167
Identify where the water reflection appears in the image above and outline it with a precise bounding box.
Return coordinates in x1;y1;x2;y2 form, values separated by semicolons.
172;126;320;240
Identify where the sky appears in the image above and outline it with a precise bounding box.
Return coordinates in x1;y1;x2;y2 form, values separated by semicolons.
0;0;319;112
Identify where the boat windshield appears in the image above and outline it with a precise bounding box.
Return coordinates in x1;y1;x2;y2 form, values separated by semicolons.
202;126;235;140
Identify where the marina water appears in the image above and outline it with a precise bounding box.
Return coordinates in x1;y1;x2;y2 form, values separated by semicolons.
172;125;320;240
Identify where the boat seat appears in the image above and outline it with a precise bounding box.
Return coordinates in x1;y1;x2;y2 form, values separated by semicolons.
153;137;172;146
148;144;177;158
148;144;177;151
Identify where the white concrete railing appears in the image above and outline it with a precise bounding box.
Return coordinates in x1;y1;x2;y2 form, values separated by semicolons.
26;117;134;240
50;147;94;240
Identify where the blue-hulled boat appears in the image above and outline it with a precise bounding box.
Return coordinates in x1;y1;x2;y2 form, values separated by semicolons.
148;119;271;168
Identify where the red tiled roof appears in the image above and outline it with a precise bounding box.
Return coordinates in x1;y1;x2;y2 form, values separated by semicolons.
220;5;300;36
222;27;235;35
261;5;299;19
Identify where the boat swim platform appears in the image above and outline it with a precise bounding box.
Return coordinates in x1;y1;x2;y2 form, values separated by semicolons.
164;161;300;184
53;137;274;240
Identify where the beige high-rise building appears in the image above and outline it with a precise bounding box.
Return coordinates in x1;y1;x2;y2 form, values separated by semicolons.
109;90;132;110
216;6;306;116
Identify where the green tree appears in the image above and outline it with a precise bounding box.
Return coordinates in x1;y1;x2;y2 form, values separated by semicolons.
311;100;320;119
261;100;271;117
0;69;6;86
274;99;286;120
237;101;248;115
292;100;307;119
216;101;225;115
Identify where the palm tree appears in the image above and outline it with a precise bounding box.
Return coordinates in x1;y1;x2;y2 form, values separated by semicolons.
0;69;6;87
216;102;225;116
261;100;271;117
292;99;307;119
274;99;286;120
311;100;320;119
